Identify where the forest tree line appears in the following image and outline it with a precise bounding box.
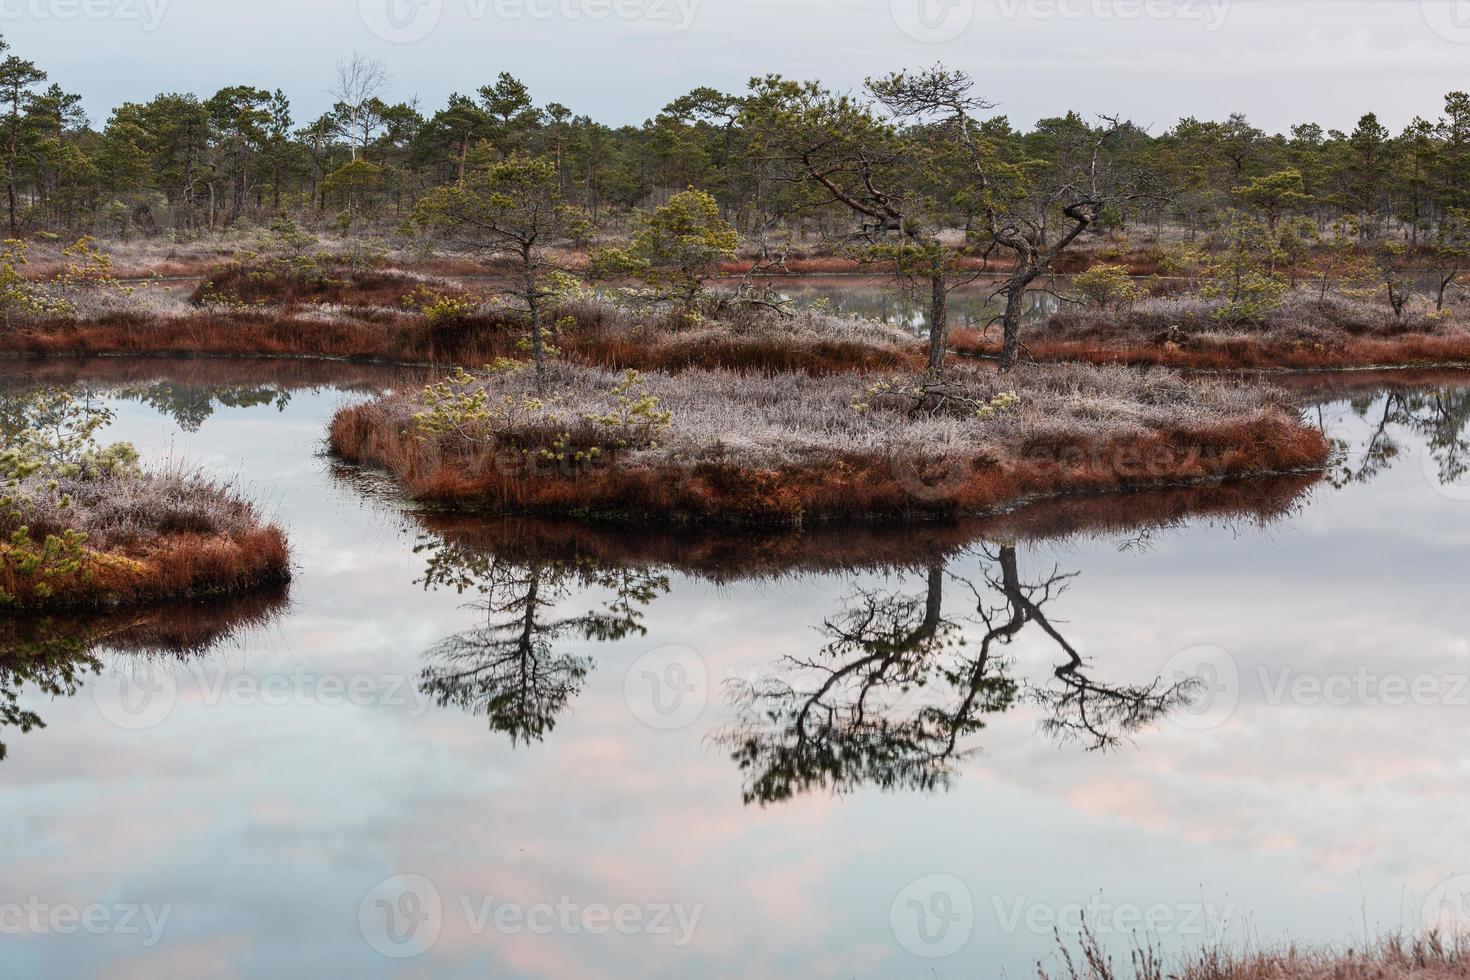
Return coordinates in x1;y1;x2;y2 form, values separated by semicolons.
1;38;1467;248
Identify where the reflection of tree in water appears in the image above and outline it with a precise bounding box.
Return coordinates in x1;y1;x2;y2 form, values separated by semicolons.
114;383;293;432
0;589;287;762
415;535;669;745
0;623;101;761
1331;389;1470;488
720;545;1195;806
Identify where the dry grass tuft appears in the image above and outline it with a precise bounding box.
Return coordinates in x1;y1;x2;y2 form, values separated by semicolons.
2;466;291;611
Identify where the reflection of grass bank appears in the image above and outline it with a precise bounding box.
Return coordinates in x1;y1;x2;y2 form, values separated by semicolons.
1;390;290;612
330;362;1329;527
0;584;289;657
0;586;289;761
410;473;1316;581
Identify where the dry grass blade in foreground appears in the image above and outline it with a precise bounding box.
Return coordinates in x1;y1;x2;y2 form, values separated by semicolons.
1042;929;1470;980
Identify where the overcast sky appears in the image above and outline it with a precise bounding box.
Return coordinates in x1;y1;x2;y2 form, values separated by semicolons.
5;0;1470;134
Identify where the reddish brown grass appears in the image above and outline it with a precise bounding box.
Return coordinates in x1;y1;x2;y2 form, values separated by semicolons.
329;399;1329;527
714;247;1167;278
0;308;916;376
189;262;447;307
1;524;291;612
952;327;1470;372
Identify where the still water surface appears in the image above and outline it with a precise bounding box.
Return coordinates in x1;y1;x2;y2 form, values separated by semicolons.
1;360;1468;979
742;277;1059;332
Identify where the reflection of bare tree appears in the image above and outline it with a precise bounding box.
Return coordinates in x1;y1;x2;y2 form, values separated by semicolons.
979;547;1194;750
724;562;1011;804
416;536;669;745
1331;389;1470;488
721;546;1193;806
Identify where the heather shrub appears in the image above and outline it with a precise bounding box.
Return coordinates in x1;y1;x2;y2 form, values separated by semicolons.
1074;264;1141;311
0;239;75;327
413;364;672;467
401;284;480;324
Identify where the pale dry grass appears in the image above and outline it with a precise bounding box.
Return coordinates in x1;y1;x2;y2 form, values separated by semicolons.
11;465;275;553
1044;930;1470;980
363;360;1297;473
1048;290;1468;343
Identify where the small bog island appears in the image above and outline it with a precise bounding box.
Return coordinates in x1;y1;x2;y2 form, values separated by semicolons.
1;388;289;610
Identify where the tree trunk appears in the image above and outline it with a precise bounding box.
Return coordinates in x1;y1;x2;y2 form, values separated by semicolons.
927;270;948;374
998;279;1029;371
1438;272;1457;311
525;249;545;388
